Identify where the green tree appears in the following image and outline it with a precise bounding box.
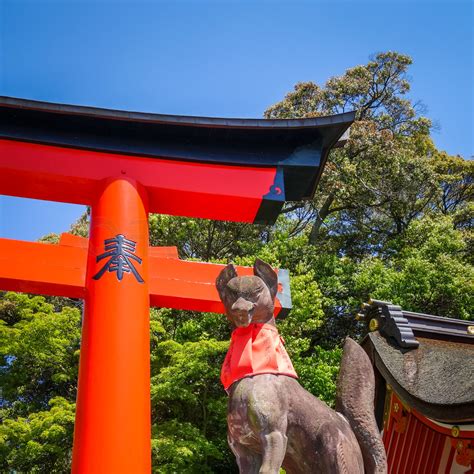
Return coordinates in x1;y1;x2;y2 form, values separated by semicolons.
151;337;231;472
0;397;75;473
266;52;435;249
0;293;80;472
353;215;473;319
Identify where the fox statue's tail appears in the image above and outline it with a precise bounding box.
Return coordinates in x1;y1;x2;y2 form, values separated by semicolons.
336;338;388;474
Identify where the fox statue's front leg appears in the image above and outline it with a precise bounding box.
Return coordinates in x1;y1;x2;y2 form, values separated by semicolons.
228;438;261;474
228;375;288;474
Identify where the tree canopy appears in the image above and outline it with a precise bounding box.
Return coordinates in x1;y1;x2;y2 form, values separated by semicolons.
1;51;472;472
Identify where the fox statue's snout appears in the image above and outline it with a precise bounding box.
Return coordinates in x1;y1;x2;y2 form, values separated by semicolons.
230;297;256;327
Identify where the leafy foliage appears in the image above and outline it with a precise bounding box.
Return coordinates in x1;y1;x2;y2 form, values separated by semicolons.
0;51;472;472
151;337;231;472
0;397;75;473
0;293;81;415
0;294;80;472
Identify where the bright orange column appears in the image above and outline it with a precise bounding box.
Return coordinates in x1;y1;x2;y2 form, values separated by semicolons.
72;178;151;473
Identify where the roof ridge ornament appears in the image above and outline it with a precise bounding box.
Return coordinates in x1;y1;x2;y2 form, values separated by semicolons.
358;299;474;348
358;299;419;349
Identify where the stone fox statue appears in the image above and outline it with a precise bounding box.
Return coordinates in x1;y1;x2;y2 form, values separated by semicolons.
216;259;387;474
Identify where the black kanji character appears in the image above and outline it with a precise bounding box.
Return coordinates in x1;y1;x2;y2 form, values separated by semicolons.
92;234;144;283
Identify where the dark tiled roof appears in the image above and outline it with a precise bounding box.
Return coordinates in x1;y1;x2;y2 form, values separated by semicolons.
363;332;474;423
359;300;473;422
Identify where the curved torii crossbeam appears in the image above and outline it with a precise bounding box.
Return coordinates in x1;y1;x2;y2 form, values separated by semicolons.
0;97;353;473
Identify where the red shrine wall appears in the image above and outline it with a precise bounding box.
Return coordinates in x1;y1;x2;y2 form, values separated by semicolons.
383;392;474;474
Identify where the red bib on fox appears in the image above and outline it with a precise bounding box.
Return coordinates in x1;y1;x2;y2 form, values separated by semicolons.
221;323;298;390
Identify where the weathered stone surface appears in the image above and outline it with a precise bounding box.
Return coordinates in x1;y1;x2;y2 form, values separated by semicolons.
336;338;387;474
217;259;387;474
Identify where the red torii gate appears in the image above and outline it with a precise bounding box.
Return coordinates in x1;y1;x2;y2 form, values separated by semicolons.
0;97;353;473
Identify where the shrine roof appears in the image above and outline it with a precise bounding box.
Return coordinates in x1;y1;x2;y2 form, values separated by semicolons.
0;96;354;205
365;332;474;422
359;301;474;423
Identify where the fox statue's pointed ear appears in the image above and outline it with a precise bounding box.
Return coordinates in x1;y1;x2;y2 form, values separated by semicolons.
216;264;238;302
254;258;278;301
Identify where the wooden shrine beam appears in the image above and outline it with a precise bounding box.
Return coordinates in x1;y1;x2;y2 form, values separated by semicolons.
0;235;87;299
0;233;291;317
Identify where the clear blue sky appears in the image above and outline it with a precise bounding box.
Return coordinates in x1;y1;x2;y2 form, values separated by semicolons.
1;0;472;241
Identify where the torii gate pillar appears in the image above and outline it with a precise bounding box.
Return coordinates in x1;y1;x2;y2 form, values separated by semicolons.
72;178;151;473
